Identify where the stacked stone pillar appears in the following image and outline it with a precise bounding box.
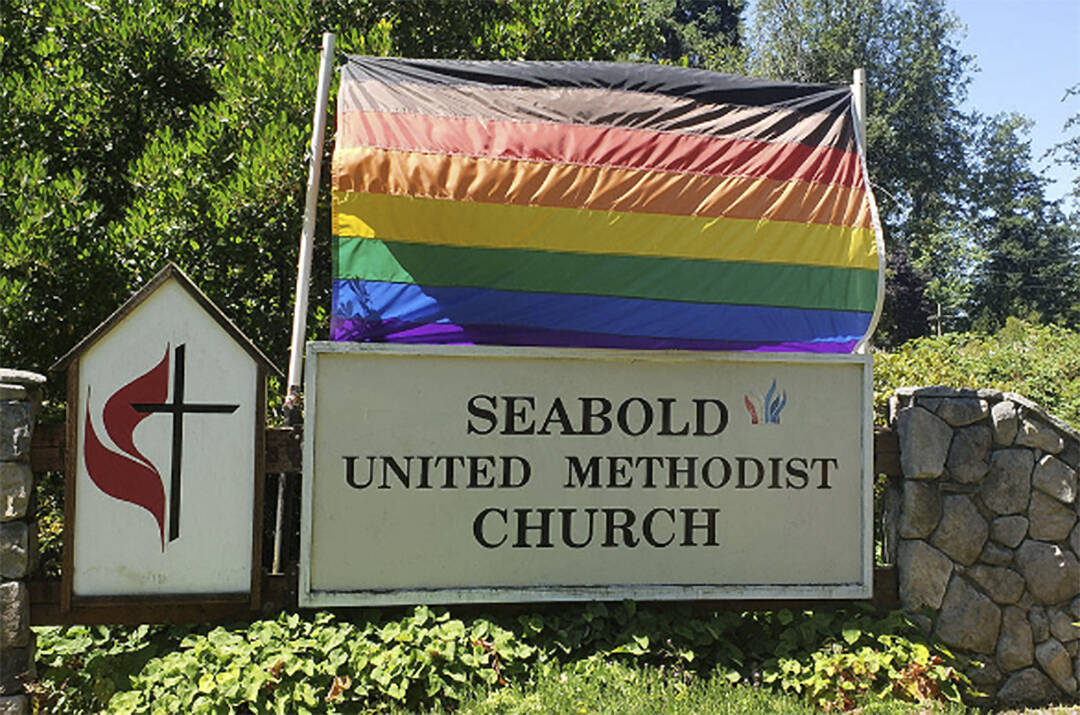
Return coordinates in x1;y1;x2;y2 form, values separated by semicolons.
0;369;43;715
890;387;1080;707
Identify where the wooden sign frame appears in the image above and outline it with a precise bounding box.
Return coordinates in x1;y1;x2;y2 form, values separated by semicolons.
52;264;279;616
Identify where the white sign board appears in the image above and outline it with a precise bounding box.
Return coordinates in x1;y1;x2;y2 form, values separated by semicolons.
301;343;872;606
65;270;264;598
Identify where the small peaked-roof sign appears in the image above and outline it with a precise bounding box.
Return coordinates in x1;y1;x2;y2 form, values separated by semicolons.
53;263;280;376
58;261;272;605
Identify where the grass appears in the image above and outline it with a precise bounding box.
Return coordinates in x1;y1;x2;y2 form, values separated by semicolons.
453;660;971;714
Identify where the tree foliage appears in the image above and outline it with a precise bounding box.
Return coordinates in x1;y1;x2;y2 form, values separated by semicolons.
750;0;975;344
1;0;690;390
643;0;747;71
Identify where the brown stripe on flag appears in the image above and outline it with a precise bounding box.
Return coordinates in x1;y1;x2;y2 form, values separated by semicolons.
338;83;855;152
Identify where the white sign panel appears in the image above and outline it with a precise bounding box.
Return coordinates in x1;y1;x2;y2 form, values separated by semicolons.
301;343;872;606
72;278;258;596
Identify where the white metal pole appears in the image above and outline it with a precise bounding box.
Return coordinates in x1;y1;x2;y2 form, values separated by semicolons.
285;31;336;417
852;67;867;154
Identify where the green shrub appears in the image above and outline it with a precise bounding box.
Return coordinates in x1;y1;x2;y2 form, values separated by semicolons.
33;603;968;713
874;318;1080;429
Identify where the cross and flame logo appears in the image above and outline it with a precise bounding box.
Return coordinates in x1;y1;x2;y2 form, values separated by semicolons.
83;345;238;550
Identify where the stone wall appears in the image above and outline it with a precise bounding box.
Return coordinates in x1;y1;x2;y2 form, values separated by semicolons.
0;369;43;715
889;387;1080;707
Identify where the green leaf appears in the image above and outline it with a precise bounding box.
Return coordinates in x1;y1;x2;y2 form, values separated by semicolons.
842;628;862;645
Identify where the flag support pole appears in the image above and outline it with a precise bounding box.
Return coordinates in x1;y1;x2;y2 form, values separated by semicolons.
275;32;334;576
851;67;884;355
285;31;336;421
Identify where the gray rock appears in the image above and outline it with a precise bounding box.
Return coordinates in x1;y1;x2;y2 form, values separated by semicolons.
0;695;29;715
1049;608;1080;642
0;581;28;648
1032;455;1078;504
1028;492;1078;542
0;462;31;522
0;633;34;695
966;657;1003;687
935;575;1002;654
980;541;1014;566
1030;606;1051;642
937;397;989;426
897;406;953;479
1072;596;1080;620
918;397;943;413
991;515;1029;548
992;400;1020;446
888;395;903;425
1018;589;1035;610
1035;639;1077;694
899;480;942;539
0;369;45;388
982;449;1035;514
1016;540;1080;605
908;613;933;636
0;521;27;579
1071;522;1080;560
0;385;27;401
946;423;993;483
996;667;1062;705
898;539;953;611
0;401;32;462
997;606;1035;671
910;386;967;398
1016;417;1065;454
1060;437;1079;470
1067;640;1078;657
967;565;1025;605
931;495;988;565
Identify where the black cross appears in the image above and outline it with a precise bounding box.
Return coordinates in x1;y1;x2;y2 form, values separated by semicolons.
133;344;238;542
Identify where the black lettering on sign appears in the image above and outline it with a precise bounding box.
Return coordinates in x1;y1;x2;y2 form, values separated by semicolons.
693;399;728;436
343;456;372;489
466;395;497;435
473;507;508;548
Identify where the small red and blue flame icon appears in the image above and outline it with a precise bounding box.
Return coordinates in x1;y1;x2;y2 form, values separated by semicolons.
744;379;787;425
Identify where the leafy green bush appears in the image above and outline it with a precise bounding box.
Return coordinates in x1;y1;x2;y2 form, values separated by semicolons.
29;624;181;713
33;603;968;713
874;318;1080;429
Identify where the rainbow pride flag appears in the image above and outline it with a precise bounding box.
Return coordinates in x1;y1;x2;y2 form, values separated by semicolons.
331;58;883;353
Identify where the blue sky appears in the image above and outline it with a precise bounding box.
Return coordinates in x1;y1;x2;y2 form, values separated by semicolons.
949;0;1079;202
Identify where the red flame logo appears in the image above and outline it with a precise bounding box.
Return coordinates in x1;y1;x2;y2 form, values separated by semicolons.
83;347;169;549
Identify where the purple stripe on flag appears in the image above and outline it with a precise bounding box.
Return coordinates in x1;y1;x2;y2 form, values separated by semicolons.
330;317;857;354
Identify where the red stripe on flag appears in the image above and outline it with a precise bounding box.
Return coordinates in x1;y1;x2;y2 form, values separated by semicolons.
337;111;864;189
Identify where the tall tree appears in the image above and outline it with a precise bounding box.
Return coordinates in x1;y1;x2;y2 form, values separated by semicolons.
1048;83;1080;210
967;113;1079;329
750;0;975;344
